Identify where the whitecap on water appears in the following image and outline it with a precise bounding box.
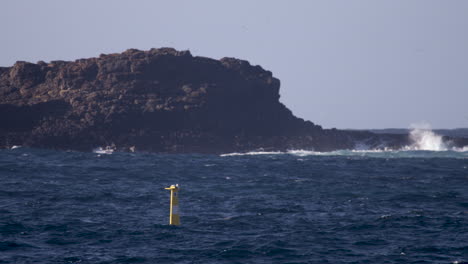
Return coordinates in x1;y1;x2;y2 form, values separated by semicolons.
220;124;467;158
220;151;282;157
93;146;114;155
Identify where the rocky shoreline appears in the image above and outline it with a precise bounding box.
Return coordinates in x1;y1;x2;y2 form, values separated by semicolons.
0;48;465;153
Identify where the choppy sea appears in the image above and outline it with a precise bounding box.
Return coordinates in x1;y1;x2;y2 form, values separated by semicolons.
1;147;467;263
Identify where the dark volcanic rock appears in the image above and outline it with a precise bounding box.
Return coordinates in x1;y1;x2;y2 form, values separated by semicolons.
0;48;441;153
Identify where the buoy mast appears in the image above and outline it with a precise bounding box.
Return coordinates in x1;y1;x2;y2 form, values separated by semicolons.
164;184;180;225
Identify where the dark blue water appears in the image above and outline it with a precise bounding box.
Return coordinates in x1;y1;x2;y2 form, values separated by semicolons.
1;148;467;263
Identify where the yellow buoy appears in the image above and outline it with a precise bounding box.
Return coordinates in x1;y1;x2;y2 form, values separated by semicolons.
164;184;180;225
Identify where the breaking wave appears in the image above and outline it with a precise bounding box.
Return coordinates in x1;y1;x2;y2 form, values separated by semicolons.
405;123;448;151
92;146;114;155
221;124;468;158
220;149;468;158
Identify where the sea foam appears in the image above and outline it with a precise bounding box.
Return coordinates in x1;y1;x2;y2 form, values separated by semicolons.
220;123;467;158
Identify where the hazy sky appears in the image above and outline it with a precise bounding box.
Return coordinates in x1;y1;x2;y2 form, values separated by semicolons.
1;1;467;129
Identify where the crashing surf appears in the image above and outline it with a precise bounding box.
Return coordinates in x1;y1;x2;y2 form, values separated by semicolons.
221;124;468;158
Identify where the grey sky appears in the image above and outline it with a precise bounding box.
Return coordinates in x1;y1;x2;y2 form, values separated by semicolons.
1;0;467;129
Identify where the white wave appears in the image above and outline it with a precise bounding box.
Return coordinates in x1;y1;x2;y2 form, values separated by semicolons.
220;147;467;158
93;146;114;154
353;141;371;151
221;150;344;157
405;122;448;151
453;146;468;152
286;150;320;156
220;149;386;157
220;123;467;158
291;148;467;158
221;145;468;158
220;151;282;157
10;145;22;150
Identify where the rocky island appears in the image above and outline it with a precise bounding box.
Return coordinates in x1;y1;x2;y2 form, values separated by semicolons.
0;48;466;153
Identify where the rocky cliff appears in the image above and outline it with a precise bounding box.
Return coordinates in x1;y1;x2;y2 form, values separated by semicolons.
0;48;454;153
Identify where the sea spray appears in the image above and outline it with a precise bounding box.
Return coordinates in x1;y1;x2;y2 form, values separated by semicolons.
408;122;448;151
218;123;468;157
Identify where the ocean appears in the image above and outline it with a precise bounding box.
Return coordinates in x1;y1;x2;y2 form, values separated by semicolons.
0;146;467;263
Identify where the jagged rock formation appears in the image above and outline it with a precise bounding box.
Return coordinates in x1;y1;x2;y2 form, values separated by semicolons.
0;48;457;153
